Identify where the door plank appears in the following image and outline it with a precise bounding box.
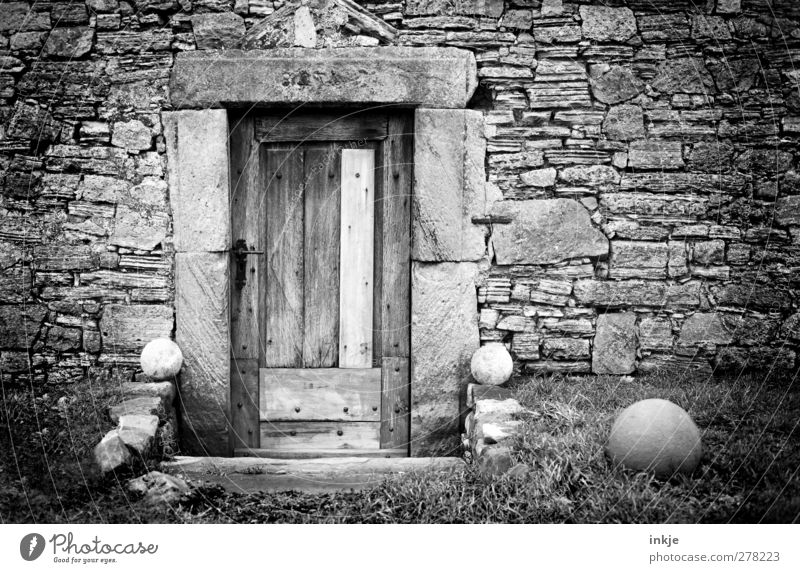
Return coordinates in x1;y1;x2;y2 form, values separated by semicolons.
264;147;305;367
229;114;261;450
260;367;380;421
303;145;341;367
380;356;410;450
380;115;413;358
230;358;260;450
339;149;375;368
255;113;389;143
260;421;380;450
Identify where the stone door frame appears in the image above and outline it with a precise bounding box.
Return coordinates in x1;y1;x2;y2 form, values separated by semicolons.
164;47;489;456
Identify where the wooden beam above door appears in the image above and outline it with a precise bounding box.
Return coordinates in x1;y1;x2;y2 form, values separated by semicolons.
256;113;389;143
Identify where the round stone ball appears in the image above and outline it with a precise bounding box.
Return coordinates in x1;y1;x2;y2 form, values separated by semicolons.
470;344;513;386
605;398;702;479
140;338;183;380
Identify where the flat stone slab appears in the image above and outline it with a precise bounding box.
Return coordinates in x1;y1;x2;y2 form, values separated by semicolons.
161;456;465;493
169;48;477;109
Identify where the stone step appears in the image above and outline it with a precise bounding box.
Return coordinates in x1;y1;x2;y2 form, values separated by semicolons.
161;456;465;493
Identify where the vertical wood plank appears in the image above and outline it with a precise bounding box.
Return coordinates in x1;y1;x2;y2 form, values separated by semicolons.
265;147;305;368
303;145;341;367
339;149;375;368
380;356;410;451
380;114;413;358
229;114;260;450
230;358;260;449
379;115;413;450
372;141;384;367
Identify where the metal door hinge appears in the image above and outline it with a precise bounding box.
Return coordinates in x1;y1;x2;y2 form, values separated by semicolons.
234;239;263;289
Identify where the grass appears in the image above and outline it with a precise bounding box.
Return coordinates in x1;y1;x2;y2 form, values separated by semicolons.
1;369;799;523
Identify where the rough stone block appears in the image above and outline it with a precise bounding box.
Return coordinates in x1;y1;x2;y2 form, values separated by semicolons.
679;313;733;347
559;165;620;188
118;414;159;455
0;305;47;348
589;65;642;104
775;196;800;227
579;6;637;42
592;313;636;375
542;338;590;360
109;397;163;424
42;27;94;59
0;3;51;33
639;317;673;351
491;199;608;265
603;104;645;141
520;167;556;187
112;119;152;151
609;240;669;279
651;58;715;94
110;204;169;251
99;304;173;354
175;252;230;456
169;48;478;110
413;109;488;262
191;12;245;50
163;110;231;252
411;262;479;456
94;430;131;474
406;0;503;18
628;141;685;170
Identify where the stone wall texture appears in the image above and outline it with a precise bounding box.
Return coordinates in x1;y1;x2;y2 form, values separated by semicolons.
2;0;800;398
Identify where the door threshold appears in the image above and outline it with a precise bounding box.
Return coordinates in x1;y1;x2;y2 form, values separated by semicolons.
233;448;408;459
161;455;464;494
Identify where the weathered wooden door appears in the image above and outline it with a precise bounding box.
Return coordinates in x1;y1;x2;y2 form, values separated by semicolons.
229;111;412;458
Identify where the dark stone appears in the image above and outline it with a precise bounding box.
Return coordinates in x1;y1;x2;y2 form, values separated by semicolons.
651;58;715;94
590;65;642;104
42;27;95;59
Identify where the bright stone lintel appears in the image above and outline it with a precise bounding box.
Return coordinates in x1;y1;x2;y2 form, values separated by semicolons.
169;48;478;110
413;109;489;262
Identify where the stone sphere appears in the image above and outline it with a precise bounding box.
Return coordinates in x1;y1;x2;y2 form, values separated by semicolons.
470;344;513;386
605;398;702;479
140;338;183;380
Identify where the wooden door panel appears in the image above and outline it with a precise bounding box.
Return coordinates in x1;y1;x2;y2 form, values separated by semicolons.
264;148;305;368
232;112;412;456
260;367;380;421
302;146;341;367
260;421;380;450
339;149;375;368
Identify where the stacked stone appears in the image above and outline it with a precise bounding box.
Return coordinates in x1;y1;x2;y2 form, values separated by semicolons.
463;383;530;477
2;0;800;393
439;0;800;376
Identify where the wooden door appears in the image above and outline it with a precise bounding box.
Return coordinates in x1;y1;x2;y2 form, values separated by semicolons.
229;111;413;458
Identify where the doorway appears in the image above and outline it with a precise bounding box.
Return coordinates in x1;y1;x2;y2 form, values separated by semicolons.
228;110;413;458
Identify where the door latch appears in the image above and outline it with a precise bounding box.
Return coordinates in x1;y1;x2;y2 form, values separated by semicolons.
233;239;264;290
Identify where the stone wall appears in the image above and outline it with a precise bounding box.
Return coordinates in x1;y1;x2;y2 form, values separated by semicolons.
1;0;799;396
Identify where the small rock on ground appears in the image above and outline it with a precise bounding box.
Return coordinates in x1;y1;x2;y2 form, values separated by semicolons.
128;471;190;506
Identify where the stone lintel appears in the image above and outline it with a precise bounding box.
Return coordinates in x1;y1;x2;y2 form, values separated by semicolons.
169;48;478;109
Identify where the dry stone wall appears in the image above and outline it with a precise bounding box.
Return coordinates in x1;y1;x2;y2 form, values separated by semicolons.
1;0;800;397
